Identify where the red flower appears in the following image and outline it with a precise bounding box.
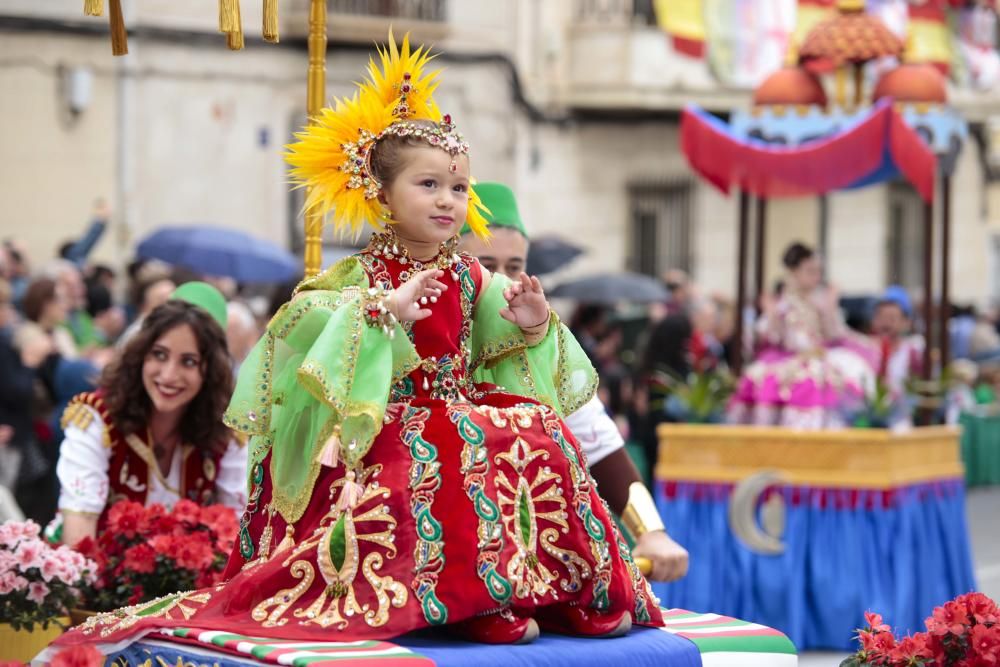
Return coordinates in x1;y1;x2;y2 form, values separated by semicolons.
122;543;156;574
866;610;892;633
928;600;972;636
105;501;145;539
172;499;202;526
888;632;935;663
50;645;104;667
0;661;28;667
960;592;1000;626
200;505;238;540
172;532;215;571
149;534;181;559
969;624;1000;662
127;584;145;606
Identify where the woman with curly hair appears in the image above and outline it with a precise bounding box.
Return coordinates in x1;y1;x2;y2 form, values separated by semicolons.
55;284;247;547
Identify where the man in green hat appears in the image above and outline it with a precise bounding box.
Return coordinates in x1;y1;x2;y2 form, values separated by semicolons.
460;182;689;583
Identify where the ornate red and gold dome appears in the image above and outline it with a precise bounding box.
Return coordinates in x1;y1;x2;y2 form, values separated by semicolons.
798;0;903;73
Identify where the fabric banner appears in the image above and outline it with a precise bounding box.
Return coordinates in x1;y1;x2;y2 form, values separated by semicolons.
905;0;954;73
704;0;798;88
680;102;937;202
957;5;1000;90
652;479;977;650
660;609;798;666
791;0;835;61
654;0;707;57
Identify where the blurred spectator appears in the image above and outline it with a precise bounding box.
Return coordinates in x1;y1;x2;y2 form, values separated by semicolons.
88;264;117;293
570;304;610;370
58;199;109;269
85;280;126;347
0;278;55;520
3;239;31;309
871;287;923;427
662;268;692;315
119;276;176;347
226;300;260;371
20;277;77;359
950;304;977;360
43;259;96;350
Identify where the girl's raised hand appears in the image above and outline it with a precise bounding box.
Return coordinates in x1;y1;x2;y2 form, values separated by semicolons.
391;269;448;322
499;272;550;330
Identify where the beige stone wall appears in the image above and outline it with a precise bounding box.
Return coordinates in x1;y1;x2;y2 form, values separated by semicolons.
0;1;996;309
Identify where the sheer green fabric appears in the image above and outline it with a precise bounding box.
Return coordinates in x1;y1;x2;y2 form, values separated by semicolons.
470;273;598;417
223;258;420;523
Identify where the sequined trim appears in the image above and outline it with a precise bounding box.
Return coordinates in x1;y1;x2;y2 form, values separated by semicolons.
402;406;448;625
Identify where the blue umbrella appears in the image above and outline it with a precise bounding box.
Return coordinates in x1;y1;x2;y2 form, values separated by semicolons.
137;225;300;283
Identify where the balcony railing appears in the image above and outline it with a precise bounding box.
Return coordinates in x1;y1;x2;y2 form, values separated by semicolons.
284;0;449;42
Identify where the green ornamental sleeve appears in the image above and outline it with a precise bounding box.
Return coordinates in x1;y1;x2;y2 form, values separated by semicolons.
469;272;597;417
223;257;421;523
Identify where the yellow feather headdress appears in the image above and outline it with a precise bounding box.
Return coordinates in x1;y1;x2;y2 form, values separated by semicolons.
285;32;491;238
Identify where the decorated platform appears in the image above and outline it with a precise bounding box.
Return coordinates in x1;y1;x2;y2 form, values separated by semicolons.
651;424;976;650
101;609;796;667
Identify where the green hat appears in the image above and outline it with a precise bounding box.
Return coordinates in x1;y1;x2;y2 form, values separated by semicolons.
171;281;228;330
462;182;528;238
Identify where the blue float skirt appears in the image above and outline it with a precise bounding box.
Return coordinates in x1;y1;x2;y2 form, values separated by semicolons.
652;479;977;650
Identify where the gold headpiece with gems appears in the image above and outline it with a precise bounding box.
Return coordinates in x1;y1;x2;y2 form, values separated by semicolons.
285;32;490;238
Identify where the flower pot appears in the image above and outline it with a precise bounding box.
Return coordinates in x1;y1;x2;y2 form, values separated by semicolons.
0;617;69;662
69;608;98;627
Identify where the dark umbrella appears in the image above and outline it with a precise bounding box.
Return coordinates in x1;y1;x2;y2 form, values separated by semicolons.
548;272;669;304
137;225;300;283
526;236;584;276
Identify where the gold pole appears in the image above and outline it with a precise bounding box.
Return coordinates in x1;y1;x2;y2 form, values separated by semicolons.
304;0;327;277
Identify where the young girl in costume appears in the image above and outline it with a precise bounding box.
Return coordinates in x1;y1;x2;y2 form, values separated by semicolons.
54;35;660;651
729;242;876;429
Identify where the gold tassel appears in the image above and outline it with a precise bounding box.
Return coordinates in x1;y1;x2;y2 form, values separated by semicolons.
263;0;279;43
84;0;103;17
108;0;128;56
225;0;244;51
219;0;240;34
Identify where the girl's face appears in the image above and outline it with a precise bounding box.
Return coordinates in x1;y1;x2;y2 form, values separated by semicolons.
142;323;204;417
382;146;470;247
790;255;822;292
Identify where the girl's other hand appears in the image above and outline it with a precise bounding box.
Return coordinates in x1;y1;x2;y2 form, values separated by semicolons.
499;273;549;330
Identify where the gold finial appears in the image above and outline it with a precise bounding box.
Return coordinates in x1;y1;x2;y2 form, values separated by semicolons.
837;0;865;12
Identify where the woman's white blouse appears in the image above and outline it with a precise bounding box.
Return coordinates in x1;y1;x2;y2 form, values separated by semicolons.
57;405;248;515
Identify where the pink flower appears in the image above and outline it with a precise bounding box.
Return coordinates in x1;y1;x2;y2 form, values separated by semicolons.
39;555;64;582
26;581;49;604
0;550;16;573
17;521;40;540
0;523;15;548
0;571;17;594
10;575;29;593
13;539;44;571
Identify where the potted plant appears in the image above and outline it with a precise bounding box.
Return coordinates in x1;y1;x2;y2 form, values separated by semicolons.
0;520;97;662
650;367;735;424
74;499;238;614
841;592;999;666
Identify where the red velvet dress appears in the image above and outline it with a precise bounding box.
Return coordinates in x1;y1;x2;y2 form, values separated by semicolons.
59;248;660;647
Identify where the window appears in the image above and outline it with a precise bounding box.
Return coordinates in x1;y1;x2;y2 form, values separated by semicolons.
886;182;926;293
628;180;694;277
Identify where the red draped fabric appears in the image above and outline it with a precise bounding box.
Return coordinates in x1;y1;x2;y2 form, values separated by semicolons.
680;103;937;202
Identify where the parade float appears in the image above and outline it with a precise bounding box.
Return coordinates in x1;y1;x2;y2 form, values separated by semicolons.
654;0;976;651
11;3;800;666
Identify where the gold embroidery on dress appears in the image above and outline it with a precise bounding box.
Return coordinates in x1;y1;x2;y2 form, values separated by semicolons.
78;590;212;638
251;464;406;630
494;435;581;603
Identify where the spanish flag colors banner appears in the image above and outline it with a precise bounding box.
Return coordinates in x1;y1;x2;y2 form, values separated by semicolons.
654;0;707;58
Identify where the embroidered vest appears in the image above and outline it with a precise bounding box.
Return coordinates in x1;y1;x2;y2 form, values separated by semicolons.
62;391;224;527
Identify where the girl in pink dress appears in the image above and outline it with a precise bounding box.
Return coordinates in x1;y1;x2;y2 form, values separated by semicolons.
730;243;877;429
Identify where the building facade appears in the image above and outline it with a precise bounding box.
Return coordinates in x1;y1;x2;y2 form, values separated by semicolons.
2;0;1000;307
